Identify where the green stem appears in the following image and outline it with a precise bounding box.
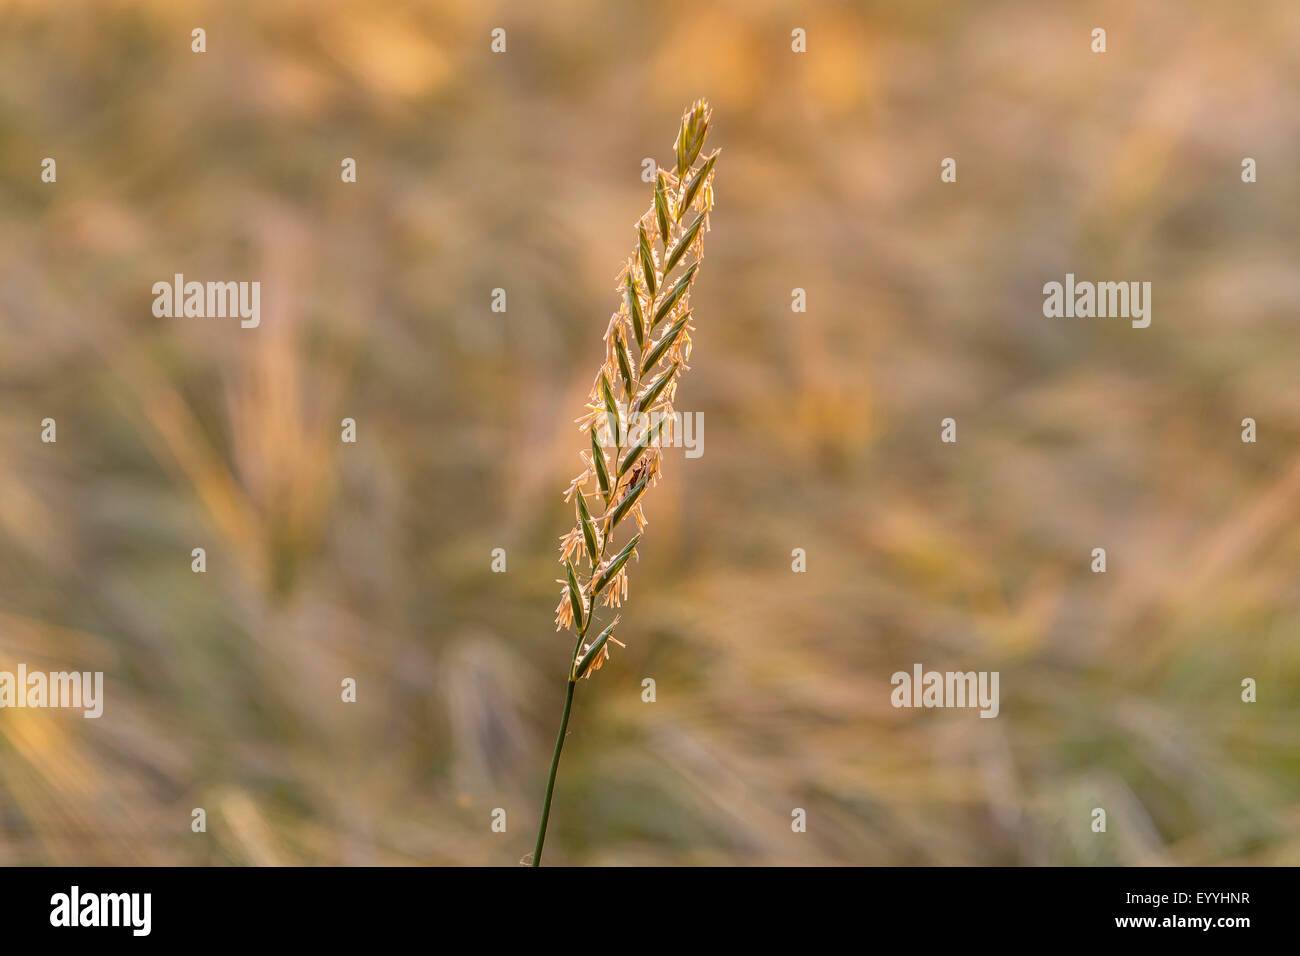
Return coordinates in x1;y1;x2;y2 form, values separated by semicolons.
534;478;614;866
532;677;576;867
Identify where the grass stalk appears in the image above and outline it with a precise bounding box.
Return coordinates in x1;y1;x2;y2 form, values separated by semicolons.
531;99;718;865
531;677;575;867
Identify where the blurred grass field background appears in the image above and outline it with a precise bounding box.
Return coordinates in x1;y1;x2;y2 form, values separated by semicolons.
1;0;1298;864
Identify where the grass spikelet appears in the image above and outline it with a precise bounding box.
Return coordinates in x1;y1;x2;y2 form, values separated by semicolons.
599;373;621;448
642;311;691;374
636;361;679;415
652;262;698;327
654;172;671;241
614;331;635;401
625;271;646;351
680;152;718;215
663;212;706;275
674;99;710;176
591;534;641;596
573;619;622;680
564;560;585;632
590;426;611;501
638;225;657;297
575;492;600;566
532;100;719;866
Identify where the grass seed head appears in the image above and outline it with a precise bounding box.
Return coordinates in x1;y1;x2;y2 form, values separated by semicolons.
553;100;718;663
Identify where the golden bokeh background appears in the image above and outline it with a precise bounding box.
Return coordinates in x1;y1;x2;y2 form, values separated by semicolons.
1;0;1297;864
